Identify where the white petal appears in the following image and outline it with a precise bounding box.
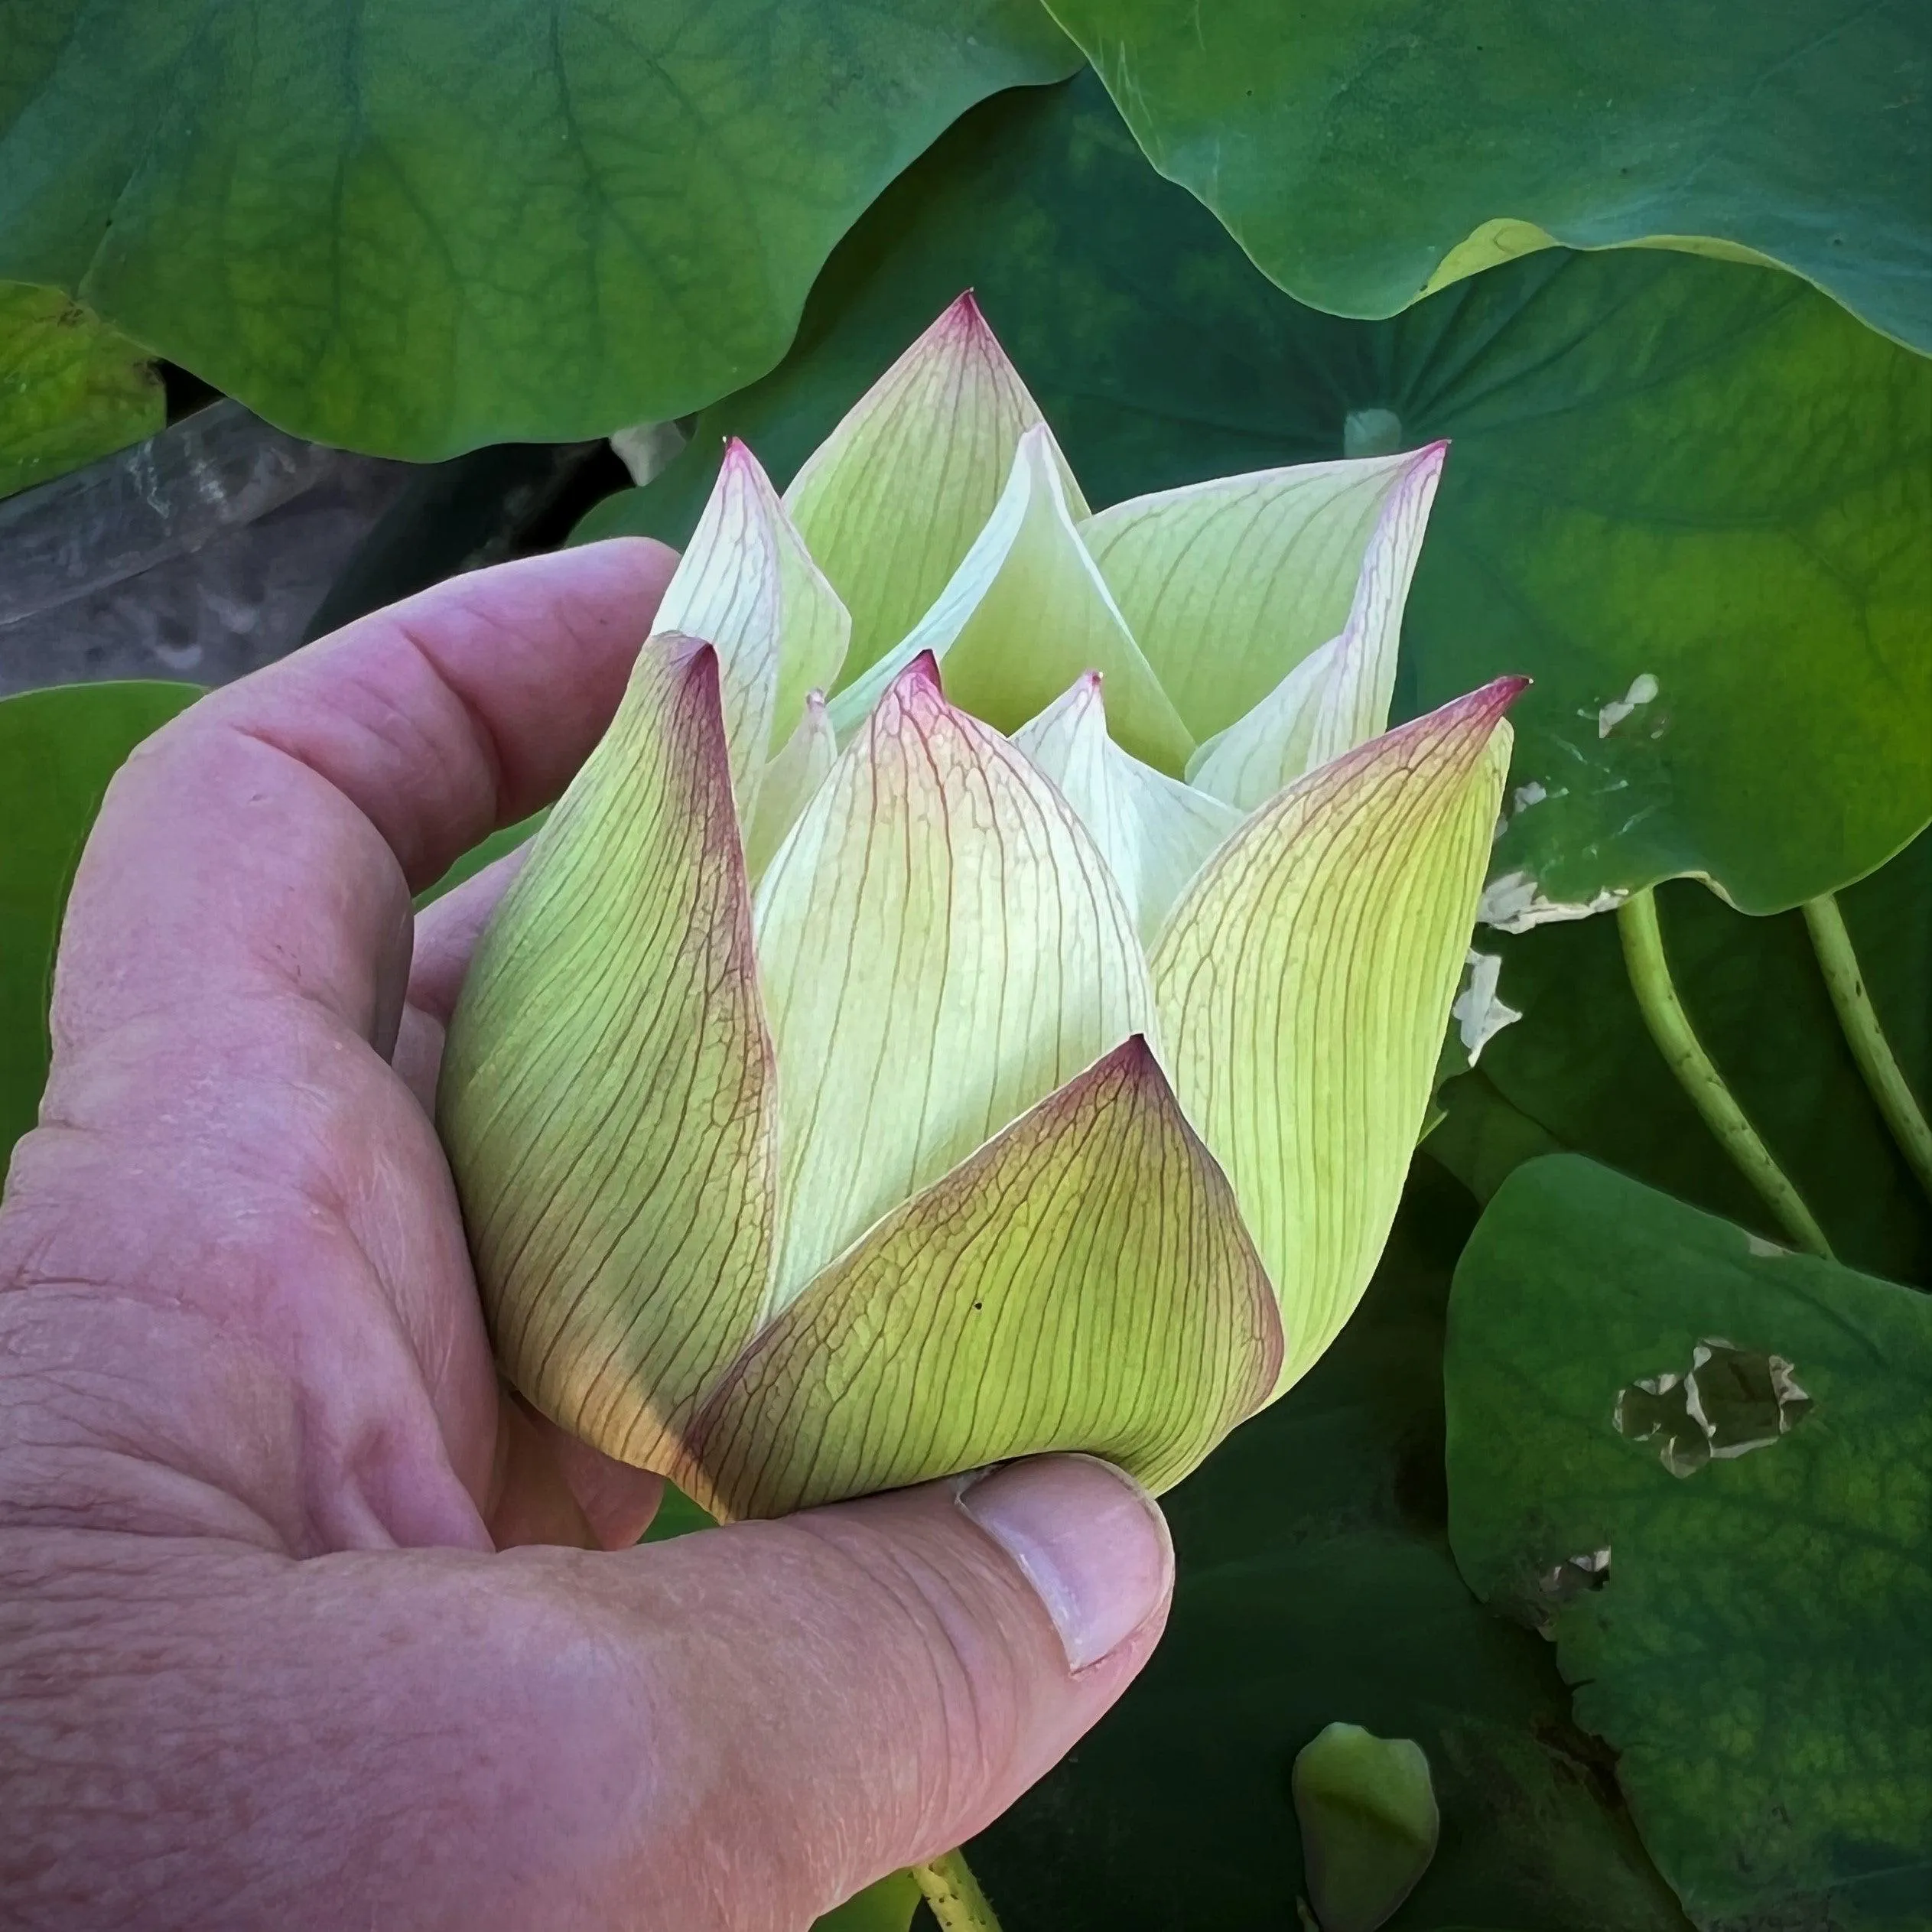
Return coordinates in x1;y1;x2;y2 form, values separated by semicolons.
1082;443;1446;742
652;438;849;821
1015;672;1241;942
1186;446;1446;808
754;655;1156;1308
830;424;1193;772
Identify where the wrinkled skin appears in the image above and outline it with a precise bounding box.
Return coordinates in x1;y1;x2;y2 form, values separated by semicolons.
0;542;1172;1931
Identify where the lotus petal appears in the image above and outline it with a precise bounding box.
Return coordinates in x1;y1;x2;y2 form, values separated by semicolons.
754;653;1156;1308
1152;679;1522;1394
1014;672;1241;942
831;424;1194;772
743;690;836;884
1081;445;1446;740
784;292;1086;685
651;438;849;821
438;634;779;1469
681;1037;1283;1520
1188;446;1447;808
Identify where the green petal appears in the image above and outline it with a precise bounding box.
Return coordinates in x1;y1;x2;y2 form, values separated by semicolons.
1186;444;1445;808
1014;671;1241;943
829;424;1195;772
438;633;779;1470
652;437;849;820
1080;446;1439;741
784;291;1087;685
753;652;1156;1308
1152;679;1521;1395
743;689;836;884
681;1036;1283;1520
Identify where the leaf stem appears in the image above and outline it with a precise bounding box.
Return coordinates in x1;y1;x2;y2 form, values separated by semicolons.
1617;887;1833;1257
910;1849;1003;1932
1802;893;1932;1204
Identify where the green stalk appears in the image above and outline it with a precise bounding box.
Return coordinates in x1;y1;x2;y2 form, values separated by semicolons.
911;1850;1003;1932
1802;893;1932;1203
1617;887;1833;1258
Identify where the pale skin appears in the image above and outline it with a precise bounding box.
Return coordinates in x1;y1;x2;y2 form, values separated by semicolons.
0;539;1173;1930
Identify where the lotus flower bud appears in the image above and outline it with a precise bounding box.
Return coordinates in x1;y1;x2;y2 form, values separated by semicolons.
437;294;1521;1521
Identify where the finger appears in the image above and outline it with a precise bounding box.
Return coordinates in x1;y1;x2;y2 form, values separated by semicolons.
487;1397;667;1553
409;849;533;1028
392;848;532;1111
483;1391;602;1550
54;538;675;1059
9;1456;1172;1930
616;1455;1175;1918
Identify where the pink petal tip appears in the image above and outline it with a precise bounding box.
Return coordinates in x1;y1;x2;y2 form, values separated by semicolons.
893;649;945;700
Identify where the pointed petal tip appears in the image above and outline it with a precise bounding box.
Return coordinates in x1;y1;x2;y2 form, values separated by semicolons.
1411;674;1529;746
649;629;720;684
717;436;774;490
884;649;946;707
1477;672;1532;714
1088;1035;1197;1131
935;287;992;338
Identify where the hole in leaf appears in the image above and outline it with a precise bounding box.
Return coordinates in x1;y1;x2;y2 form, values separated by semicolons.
1614;1338;1811;1478
1539;1545;1612;1606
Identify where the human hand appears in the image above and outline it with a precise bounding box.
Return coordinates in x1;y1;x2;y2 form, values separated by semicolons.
0;542;1173;1930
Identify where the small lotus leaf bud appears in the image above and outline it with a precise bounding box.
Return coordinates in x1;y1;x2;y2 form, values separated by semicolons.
1293;1722;1439;1932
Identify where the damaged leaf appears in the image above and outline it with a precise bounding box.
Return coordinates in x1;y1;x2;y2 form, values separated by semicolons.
1614;1338;1811;1479
1432;840;1932;1285
1447;1155;1932;1930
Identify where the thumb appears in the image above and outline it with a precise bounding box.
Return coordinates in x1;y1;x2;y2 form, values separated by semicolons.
6;1457;1170;1930
606;1454;1173;1925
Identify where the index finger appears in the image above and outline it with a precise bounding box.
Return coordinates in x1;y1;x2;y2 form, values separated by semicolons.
53;538;676;1055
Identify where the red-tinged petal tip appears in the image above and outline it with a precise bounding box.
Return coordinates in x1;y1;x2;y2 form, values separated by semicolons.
890;649;945;702
1422;673;1530;738
717;437;776;491
1402;439;1451;485
648;629;723;690
939;287;987;330
1102;1031;1162;1083
863;652;957;748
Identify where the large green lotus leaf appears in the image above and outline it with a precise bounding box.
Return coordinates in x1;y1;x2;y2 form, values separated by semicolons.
1043;0;1932;353
947;1165;1691;1930
579;75;1932;912
1446;1156;1932;1930
1429;833;1932;1286
0;281;161;500
0;3;1076;460
0;681;200;1169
